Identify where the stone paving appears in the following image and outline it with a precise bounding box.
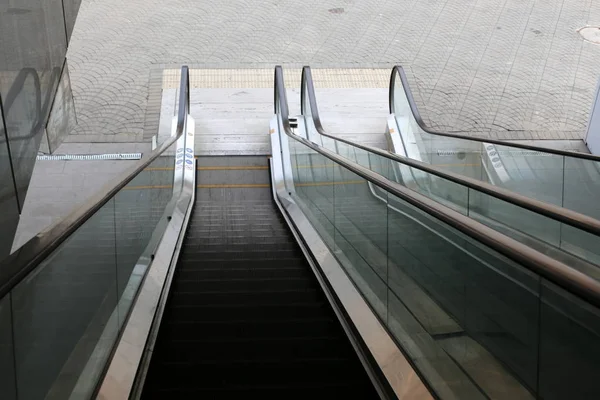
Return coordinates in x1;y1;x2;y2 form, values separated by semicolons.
66;0;600;141
14;0;600;248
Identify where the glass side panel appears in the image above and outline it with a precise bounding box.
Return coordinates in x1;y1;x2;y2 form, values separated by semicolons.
539;280;600;400
0;106;20;259
392;68;600;223
387;192;540;398
114;152;176;327
493;146;564;208
0;294;16;400
467;189;562;248
282;133;600;399
0;0;68;210
11;199;118;400
320;134;600;270
4;139;180;399
287;139;335;247
563;157;600;222
333;162;388;320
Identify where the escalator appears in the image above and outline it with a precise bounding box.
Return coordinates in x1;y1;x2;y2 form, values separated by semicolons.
1;65;600;400
299;65;600;270
140;157;380;398
387;65;600;222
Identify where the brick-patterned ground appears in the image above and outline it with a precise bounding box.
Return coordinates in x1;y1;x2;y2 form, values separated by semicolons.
67;0;600;141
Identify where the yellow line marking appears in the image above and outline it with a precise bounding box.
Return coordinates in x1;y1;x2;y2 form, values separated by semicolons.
296;164;333;169
297;180;365;187
124;185;173;190
123;181;363;190
197;184;270;188
434;163;481;168
198;166;268;171
144;166;268;171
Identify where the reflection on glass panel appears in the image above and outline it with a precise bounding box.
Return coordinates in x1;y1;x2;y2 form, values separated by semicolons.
387;191;540;397
0;294;16;400
0;0;68;209
468;189;561;248
12;199;118;400
0;103;20;259
563;157;600;221
493;146;564;208
0;68;41;210
41;62;76;154
559;225;600;273
392;69;567;212
539;280;600;400
114;153;175;321
333;164;387;319
288;137;336;247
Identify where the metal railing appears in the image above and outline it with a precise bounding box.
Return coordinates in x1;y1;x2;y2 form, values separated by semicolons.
300;65;600;238
0;65;191;299
277;64;600;310
389;65;600;161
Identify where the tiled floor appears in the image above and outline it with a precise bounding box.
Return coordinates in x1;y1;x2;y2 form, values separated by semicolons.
66;0;600;141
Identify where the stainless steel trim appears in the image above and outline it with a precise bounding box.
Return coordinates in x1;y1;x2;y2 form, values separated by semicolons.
300;66;600;239
95;116;196;400
277;65;600;311
269;119;432;400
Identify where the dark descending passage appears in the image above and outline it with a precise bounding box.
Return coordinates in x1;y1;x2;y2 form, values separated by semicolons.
141;157;379;399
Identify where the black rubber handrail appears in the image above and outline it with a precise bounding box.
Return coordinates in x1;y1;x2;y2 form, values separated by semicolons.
300;66;600;238
389;65;600;162
0;66;190;300
278;65;600;310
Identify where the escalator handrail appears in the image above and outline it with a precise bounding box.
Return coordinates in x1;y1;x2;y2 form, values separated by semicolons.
389;65;600;162
300;66;600;238
0;66;191;300
276;65;600;310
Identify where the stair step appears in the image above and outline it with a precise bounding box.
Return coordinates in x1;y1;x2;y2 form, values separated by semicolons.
179;243;297;254
175;258;307;270
163;302;332;322
144;357;365;389
171;277;316;293
179;250;302;261
143;383;377;400
175;266;310;280
167;288;324;307
151;336;351;362
157;318;340;341
143;177;378;398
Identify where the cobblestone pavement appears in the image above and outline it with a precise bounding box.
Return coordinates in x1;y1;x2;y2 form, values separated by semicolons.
67;0;600;141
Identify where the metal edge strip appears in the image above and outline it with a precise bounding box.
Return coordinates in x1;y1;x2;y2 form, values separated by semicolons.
269;118;433;399
95;117;196;400
128;163;196;400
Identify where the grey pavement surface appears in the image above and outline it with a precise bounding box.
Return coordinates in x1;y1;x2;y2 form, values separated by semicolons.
12;143;149;251
14;0;600;249
66;0;600;141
